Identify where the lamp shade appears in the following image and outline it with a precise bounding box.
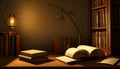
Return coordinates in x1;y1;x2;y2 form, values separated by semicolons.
8;12;16;29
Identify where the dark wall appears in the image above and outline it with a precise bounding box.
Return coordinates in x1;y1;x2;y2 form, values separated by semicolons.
0;0;89;52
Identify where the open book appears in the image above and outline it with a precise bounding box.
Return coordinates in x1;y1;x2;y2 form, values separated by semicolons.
56;45;108;64
98;57;120;65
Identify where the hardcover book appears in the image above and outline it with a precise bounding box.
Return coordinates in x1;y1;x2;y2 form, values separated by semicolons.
20;49;47;57
19;56;48;63
56;45;108;64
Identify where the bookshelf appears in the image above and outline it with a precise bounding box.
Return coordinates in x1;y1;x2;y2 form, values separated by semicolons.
0;31;20;56
89;0;110;54
89;0;120;56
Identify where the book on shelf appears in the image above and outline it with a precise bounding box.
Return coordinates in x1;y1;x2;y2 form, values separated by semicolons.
91;0;106;8
10;35;16;56
16;35;20;55
91;8;106;28
55;45;108;64
20;49;47;57
0;32;20;56
91;10;98;28
53;37;73;54
92;32;99;48
0;33;4;56
91;32;97;47
98;32;102;48
92;31;106;49
91;0;98;8
3;32;9;56
96;32;99;48
101;31;106;49
98;57;120;66
98;9;106;27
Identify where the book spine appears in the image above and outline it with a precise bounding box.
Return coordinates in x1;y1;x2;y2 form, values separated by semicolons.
97;10;101;27
102;31;106;49
20;52;47;57
98;32;102;48
63;38;73;53
96;31;99;48
91;0;98;8
97;9;106;27
53;37;65;54
92;32;97;47
10;35;16;56
91;10;97;28
19;57;48;63
3;32;9;56
16;35;20;56
0;33;4;56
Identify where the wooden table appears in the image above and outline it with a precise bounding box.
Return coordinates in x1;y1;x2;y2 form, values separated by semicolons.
0;55;120;68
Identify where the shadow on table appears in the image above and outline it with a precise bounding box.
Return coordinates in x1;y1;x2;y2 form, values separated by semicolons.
19;58;54;65
0;56;17;66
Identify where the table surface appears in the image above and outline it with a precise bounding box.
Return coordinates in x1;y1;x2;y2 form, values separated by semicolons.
0;55;119;67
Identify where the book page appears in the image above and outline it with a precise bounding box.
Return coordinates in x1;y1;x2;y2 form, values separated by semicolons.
65;47;89;59
77;45;97;54
99;57;120;65
55;56;77;64
77;45;105;57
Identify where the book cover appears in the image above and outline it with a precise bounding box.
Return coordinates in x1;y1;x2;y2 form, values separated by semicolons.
16;35;20;55
10;35;16;56
20;49;47;57
0;33;4;56
18;54;48;60
19;56;48;63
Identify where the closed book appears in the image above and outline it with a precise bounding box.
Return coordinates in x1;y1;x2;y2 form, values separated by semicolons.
16;35;20;55
20;49;47;57
10;35;16;56
19;56;48;63
3;32;9;56
0;33;4;56
18;54;48;60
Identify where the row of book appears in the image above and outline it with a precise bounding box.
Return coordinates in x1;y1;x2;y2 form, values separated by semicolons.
0;32;20;56
53;37;73;54
18;49;48;63
91;8;106;28
92;31;106;49
91;0;107;8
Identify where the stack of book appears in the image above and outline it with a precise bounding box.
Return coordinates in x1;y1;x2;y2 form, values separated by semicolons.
18;49;48;63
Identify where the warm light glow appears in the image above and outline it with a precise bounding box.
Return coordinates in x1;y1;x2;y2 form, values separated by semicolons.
8;16;16;29
10;16;15;24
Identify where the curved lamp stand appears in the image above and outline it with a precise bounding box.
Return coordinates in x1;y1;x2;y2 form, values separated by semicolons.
49;2;81;45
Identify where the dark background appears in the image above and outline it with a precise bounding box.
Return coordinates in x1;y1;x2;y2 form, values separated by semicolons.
0;0;89;52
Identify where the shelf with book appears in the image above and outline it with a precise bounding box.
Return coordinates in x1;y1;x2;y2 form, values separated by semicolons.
91;8;107;28
89;0;110;53
90;0;120;56
91;31;106;49
0;31;20;56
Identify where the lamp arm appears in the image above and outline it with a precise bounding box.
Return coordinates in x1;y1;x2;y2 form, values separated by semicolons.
49;2;81;45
